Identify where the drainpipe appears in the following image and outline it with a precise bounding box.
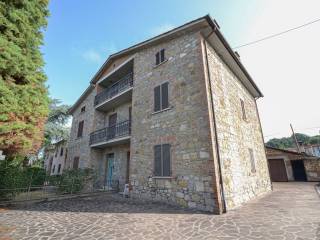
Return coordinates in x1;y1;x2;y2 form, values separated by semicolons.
203;30;227;213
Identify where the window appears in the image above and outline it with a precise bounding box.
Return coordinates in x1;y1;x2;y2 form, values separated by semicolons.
77;120;84;138
81;106;86;113
73;157;79;169
60;147;64;156
58;164;61;173
154;82;169;112
52;165;55;173
155;49;165;65
249;148;256;173
240;99;247;121
154;144;171;177
55;149;58;157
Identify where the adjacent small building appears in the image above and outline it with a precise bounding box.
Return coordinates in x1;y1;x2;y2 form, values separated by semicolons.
44;140;68;175
266;146;320;182
303;144;320;158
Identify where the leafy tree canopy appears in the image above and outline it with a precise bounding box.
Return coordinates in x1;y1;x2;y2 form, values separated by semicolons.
44;98;71;146
266;133;320;149
0;0;49;156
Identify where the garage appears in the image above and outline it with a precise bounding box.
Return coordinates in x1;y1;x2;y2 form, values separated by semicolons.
268;158;288;182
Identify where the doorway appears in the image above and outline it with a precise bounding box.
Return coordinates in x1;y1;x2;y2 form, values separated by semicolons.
126;151;130;184
105;153;115;189
108;113;117;139
291;160;307;181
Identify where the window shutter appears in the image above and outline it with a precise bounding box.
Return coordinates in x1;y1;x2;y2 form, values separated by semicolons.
156;52;160;65
249;149;256;173
162;144;171;176
77;121;84;137
160;49;165;62
240;99;247;120
73;157;79;169
161;82;169;109
154;145;162;176
154;86;161;112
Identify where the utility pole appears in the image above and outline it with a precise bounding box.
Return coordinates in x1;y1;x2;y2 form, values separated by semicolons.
290;124;300;153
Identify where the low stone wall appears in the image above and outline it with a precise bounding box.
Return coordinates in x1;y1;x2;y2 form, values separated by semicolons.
130;175;216;212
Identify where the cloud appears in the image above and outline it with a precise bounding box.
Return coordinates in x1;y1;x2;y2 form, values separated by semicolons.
82;49;103;64
150;23;175;36
81;43;117;64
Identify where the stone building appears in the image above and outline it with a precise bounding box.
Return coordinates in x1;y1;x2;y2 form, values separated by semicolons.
44;140;68;175
67;15;271;214
266;146;320;182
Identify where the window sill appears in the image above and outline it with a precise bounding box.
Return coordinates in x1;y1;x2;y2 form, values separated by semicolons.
153;59;168;68
152;106;173;115
152;176;173;180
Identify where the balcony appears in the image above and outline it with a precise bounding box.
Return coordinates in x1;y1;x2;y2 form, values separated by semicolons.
94;72;133;111
90;120;131;148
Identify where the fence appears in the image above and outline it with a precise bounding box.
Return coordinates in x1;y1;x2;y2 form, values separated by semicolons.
0;169;119;204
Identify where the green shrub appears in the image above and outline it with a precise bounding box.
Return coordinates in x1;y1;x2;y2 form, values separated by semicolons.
55;168;94;194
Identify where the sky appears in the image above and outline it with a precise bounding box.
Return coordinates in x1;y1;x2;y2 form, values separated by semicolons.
43;0;320;140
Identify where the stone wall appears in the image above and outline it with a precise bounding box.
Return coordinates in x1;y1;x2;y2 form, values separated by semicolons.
204;40;271;210
67;88;96;169
129;30;217;212
304;159;320;181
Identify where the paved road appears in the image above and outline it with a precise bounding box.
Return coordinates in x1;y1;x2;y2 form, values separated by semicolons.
0;182;319;240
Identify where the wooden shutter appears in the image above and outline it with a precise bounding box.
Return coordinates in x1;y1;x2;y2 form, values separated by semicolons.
156;52;160;65
77;121;84;137
154;145;162;176
160;49;165;62
249;149;256;173
161;82;169;109
162;144;171;176
240;99;247;120
154;86;161;112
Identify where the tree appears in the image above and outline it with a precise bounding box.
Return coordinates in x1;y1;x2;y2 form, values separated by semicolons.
0;0;49;157
266;133;320;149
44;98;71;146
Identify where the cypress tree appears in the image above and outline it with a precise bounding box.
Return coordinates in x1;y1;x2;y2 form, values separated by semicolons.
0;0;49;156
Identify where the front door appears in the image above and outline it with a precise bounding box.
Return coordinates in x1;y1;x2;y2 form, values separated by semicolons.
291;160;307;181
106;153;115;188
108;113;117;139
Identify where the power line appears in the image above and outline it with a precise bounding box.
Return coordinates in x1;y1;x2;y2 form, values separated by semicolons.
233;17;320;49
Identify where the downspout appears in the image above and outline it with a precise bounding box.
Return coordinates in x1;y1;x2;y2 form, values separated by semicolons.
203;30;227;213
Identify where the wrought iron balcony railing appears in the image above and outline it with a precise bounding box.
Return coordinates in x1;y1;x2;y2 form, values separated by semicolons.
89;120;131;146
94;72;133;106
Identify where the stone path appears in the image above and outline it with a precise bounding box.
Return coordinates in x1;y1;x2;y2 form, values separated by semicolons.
0;182;319;240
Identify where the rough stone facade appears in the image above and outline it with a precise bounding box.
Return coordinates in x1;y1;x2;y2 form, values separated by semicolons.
203;41;271;209
44;140;67;175
67;88;95;170
130;31;216;212
67;17;271;213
